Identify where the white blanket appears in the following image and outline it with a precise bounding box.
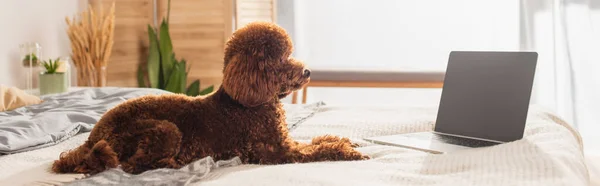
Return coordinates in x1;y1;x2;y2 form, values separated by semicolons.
0;105;589;186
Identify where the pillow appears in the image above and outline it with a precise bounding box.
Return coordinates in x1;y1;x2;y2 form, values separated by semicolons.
0;85;42;112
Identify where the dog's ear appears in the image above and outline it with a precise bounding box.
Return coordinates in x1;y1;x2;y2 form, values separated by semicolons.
222;55;278;107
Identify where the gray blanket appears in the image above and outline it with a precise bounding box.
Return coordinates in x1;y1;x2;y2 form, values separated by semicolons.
0;87;324;154
66;156;243;186
0;88;170;154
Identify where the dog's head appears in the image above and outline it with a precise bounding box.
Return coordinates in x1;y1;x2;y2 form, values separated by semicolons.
222;22;310;107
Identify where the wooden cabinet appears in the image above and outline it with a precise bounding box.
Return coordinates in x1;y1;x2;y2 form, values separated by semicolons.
89;0;275;89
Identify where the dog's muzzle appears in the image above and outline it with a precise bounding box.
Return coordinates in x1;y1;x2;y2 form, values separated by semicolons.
303;69;311;78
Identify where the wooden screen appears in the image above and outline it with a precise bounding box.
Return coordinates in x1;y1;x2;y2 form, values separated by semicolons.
235;0;277;29
156;0;233;90
90;0;154;87
89;0;274;89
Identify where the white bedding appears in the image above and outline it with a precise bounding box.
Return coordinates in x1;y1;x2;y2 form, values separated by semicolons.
0;104;589;186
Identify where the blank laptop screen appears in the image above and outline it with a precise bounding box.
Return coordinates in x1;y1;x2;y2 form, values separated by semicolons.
434;51;537;142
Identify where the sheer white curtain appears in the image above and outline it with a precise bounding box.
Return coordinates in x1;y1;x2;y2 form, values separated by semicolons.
521;0;600;148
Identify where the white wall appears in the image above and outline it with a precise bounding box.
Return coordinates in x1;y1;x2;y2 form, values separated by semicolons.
0;0;82;89
287;0;520;106
592;1;600;43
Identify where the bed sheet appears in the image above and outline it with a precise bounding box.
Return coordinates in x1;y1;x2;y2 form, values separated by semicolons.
0;103;589;186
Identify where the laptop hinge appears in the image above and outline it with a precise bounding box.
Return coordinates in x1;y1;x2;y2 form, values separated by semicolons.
433;131;505;144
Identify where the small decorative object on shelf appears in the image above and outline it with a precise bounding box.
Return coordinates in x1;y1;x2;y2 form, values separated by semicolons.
39;58;68;95
19;42;42;94
22;53;40;67
65;2;115;87
57;56;73;88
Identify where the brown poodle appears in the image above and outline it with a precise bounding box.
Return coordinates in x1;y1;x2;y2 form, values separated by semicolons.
52;22;368;175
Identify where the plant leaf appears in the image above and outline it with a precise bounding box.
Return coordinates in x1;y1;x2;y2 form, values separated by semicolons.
186;79;200;96
147;25;160;88
43;62;49;72
178;61;187;93
164;64;182;93
180;59;187;80
185;59;192;75
43;59;59;74
159;19;174;85
182;59;189;74
52;60;59;73
199;85;214;96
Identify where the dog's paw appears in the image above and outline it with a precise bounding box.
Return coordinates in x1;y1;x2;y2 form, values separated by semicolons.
121;163;135;174
360;155;371;160
157;158;181;169
312;135;357;147
347;153;369;161
121;162;147;174
343;149;370;161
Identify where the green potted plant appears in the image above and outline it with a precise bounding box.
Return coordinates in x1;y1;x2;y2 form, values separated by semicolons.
137;0;213;96
22;53;40;67
39;58;68;95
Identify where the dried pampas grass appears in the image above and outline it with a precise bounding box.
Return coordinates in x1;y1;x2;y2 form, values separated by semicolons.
66;2;115;87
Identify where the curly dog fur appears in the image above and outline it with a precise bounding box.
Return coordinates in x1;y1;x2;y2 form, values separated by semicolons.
52;22;368;175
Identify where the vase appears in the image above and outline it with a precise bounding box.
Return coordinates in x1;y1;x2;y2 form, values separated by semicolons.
39;73;68;95
75;65;95;87
19;42;42;94
75;63;107;87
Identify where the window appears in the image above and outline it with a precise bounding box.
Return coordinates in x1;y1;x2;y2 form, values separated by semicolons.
279;0;521;105
291;0;520;71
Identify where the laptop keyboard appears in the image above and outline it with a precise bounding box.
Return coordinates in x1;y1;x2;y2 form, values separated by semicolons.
431;133;500;148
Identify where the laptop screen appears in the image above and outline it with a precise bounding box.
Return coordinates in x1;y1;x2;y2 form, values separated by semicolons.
434;51;537;142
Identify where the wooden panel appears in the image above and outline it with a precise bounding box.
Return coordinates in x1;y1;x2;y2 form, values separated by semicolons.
90;0;233;89
157;0;233;90
235;0;276;29
90;0;154;87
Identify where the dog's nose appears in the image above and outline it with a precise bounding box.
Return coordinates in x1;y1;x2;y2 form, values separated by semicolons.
303;69;311;77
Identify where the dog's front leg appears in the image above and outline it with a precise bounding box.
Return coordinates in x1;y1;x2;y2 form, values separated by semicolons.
250;137;368;164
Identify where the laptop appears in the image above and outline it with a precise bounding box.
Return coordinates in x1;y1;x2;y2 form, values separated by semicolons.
364;51;538;154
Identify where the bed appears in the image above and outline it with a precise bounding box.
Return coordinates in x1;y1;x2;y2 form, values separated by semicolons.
0;88;590;186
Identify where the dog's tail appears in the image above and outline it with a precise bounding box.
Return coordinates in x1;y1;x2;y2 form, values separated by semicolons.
51;140;119;174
